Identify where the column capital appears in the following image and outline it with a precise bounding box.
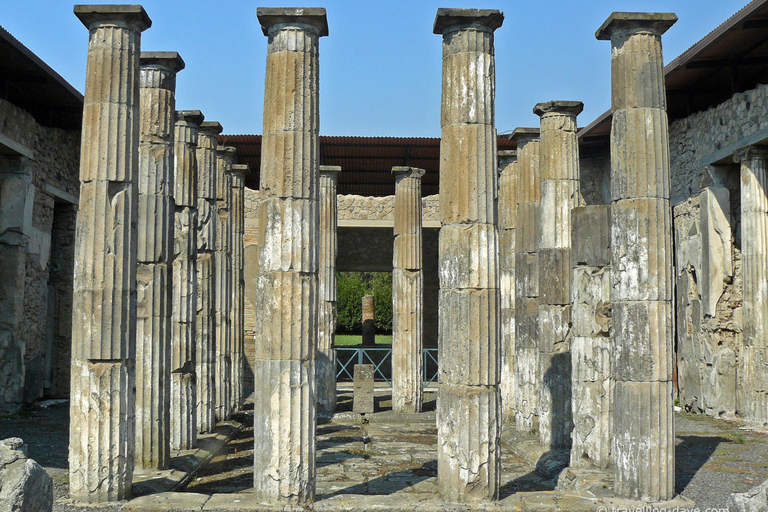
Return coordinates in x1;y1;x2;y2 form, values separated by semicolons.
200;121;223;135
433;8;504;35
140;51;185;73
74;4;151;31
257;7;328;37
392;166;425;179
231;163;249;178
533;100;584;118
498;150;516;174
734;145;768;164
511;127;540;148
596;12;676;41
319;165;342;176
176;110;204;126
217;146;237;163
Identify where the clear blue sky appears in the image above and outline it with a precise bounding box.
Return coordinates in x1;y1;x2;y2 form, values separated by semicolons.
2;1;748;137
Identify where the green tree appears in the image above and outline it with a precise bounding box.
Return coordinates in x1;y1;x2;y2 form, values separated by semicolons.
335;271;393;334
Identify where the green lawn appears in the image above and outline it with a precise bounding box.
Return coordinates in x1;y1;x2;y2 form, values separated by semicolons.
334;334;392;346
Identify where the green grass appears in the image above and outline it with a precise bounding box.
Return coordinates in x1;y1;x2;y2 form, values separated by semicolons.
334;334;392;346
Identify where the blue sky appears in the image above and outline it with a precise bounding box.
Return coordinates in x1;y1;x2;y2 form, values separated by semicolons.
2;1;748;137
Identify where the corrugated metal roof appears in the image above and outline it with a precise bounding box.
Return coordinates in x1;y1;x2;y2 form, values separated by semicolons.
220;134;517;196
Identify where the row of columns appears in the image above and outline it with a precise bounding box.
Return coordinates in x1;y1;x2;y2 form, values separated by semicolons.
69;5;245;502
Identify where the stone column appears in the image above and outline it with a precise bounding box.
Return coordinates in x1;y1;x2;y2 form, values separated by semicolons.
735;147;768;424
318;165;341;418
570;206;612;468
434;8;503;502
70;5;151;502
230;163;247;411
498;150;517;423
171;109;203;451
254;8;327;504
135;51;183;470
196;120;221;433
392;166;425;414
534;100;582;450
597;12;677;501
361;295;376;345
512;127;541;433
215;145;235;422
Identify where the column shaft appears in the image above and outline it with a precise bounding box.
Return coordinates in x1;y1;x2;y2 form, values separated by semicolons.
230;164;247;410
498;151;517;423
434;9;503;502
70;5;151;502
597;13;677;501
318;165;340;417
254;8;328;504
392;166;425;413
171;109;201;451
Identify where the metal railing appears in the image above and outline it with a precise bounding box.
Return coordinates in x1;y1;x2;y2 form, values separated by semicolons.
335;346;439;387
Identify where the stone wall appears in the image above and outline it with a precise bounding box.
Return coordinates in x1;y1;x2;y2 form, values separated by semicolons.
338;194;439;222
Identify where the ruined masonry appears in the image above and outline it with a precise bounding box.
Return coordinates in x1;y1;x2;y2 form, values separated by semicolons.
513;127;541;433
69;5;151;502
434;8;503;502
597;12;677;501
135;51;184;471
195;120;221;434
392;166;425;414
318;165;341;417
172;109;203;451
253;7;328;504
534;100;583;450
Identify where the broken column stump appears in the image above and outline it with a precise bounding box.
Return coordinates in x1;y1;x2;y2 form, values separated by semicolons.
353;364;375;414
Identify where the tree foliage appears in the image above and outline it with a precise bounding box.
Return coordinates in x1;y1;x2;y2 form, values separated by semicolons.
335;271;393;334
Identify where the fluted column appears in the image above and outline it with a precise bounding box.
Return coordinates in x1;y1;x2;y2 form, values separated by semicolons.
318;165;340;418
498;150;517;423
736;147;768;425
195;120;221;433
512;128;541;432
230;163;247;411
134;51;183;470
254;8;327;505
534;100;582;450
392;166;425;414
69;5;151;502
215;145;235;422
171;109;202;450
434;9;503;502
597;12;677;501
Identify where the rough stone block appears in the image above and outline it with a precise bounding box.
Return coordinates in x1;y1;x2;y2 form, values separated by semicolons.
613;300;673;382
571;206;611;267
0;438;54;512
699;186;732;318
439;223;498;290
515;252;538;298
438;288;499;386
571;336;611;384
353;364;374;414
571;266;611;337
570;378;611;469
538;248;570;305
537;304;571;355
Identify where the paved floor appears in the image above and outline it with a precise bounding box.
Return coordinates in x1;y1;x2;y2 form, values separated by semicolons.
2;388;766;511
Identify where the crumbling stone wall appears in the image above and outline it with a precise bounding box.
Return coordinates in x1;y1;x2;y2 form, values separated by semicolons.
338;194;439;222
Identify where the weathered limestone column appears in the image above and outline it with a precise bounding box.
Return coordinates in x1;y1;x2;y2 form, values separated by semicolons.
570;206;612;468
361;294;376;345
134;51;183;470
512;127;541;433
498;150;517;423
597;12;677;501
534;100;582;450
434;8;503;502
70;5;151;502
171;109;203;450
735;147;768;424
254;8;328;504
318;165;341;418
230;163;247;411
195;120;220;433
392;166;425;414
215;145;235;421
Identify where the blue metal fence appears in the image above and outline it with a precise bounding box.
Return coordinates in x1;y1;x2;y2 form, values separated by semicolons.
335;347;439;387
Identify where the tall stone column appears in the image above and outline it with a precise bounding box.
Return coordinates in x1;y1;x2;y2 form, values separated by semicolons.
172;109;203;450
512;127;541;433
392;166;425;414
254;8;327;504
318;165;341;418
735;147;768;425
230;163;247;411
434;9;503;502
215;145;235;421
597;12;677;501
135;51;183;470
70;5;151;502
361;295;376;345
196;120;221;433
534;100;582;450
498;150;517;423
